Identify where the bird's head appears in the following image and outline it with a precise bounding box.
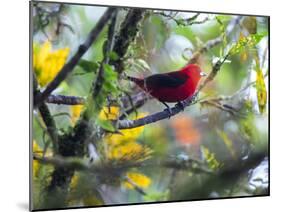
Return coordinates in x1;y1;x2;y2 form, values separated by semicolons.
181;64;207;84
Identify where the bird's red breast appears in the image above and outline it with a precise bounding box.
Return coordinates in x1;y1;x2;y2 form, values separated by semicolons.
128;64;205;103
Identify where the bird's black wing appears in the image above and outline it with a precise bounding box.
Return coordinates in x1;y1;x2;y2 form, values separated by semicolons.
145;73;188;88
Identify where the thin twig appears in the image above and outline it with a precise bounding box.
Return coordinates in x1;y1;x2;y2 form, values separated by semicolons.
92;10;118;99
155;12;205;26
34;8;117;107
188;16;242;64
123;176;147;195
197;52;231;91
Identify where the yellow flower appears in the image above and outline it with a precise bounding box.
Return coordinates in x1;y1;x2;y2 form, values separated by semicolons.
107;142;152;161
104;112;147;146
69;173;79;189
97;107;152;161
70;105;84;125
105;125;145;146
33;41;70;87
33;140;42;177
99;106;119;120
102;111;152;161
123;172;151;189
82;196;103;206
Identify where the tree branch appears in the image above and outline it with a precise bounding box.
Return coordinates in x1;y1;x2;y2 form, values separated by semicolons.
33;73;59;154
37;103;59;154
34;8;117;107
110;9;145;73
33;154;212;175
46;94;86;105
92;10;118;99
117;94;197;129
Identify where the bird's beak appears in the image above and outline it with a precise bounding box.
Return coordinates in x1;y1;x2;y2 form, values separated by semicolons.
200;71;207;77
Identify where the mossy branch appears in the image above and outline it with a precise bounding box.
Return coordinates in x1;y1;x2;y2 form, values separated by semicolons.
33;73;59;154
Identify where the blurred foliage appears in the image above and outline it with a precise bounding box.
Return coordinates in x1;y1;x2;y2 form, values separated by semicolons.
201;145;222;171
32;2;269;210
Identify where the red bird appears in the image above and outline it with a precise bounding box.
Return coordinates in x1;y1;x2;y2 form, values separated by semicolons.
127;64;206;113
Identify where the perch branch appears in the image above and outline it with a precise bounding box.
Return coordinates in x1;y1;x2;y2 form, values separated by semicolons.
34;8;117;107
117;94;197;129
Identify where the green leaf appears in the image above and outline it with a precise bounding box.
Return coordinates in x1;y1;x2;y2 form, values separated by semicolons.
78;59;99;73
109;51;119;61
96;118;116;132
143;190;169;201
103;64;118;80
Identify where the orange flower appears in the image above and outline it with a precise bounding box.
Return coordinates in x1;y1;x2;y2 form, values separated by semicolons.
171;116;200;145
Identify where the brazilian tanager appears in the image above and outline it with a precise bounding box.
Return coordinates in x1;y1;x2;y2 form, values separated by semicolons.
127;64;206;113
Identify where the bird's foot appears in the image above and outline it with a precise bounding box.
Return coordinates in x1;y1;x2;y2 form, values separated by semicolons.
161;101;173;118
176;101;185;111
164;107;172;118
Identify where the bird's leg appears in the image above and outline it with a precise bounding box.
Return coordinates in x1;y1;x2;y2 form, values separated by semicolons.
161;101;172;118
176;101;185;111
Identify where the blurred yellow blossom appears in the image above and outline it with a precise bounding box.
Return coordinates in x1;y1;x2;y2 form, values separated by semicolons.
70;105;84;125
70;173;79;189
107;142;152;161
104;112;147;146
99;106;119;120
102;111;152;161
33;140;42;178
123;172;151;189
82;196;103;206
33;41;70;87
